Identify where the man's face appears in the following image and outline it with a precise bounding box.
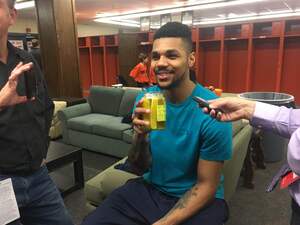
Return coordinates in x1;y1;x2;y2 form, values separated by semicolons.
151;37;195;90
0;0;16;38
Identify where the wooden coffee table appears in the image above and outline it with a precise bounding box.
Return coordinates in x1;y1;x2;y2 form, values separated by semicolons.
46;141;84;197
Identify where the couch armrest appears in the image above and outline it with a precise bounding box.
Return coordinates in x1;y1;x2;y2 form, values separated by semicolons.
85;157;138;206
57;103;91;143
57;103;91;121
223;124;253;202
101;167;138;197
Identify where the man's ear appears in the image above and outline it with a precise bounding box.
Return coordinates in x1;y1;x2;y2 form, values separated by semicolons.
188;51;196;68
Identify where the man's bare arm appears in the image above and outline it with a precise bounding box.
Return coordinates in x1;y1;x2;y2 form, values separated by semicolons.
127;133;151;176
128;98;152;175
153;159;223;225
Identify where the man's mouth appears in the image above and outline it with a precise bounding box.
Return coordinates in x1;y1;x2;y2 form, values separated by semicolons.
155;70;174;80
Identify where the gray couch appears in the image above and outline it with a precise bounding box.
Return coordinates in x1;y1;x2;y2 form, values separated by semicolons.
58;86;140;158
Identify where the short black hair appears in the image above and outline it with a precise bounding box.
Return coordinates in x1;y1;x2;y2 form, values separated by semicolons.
7;0;16;9
153;22;193;53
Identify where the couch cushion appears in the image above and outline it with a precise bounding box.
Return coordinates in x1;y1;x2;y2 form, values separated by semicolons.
92;116;132;139
89;86;124;116
67;114;111;134
232;120;244;137
118;89;141;117
123;129;134;143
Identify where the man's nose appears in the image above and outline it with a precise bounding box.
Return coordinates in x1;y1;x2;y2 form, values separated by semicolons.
156;56;168;67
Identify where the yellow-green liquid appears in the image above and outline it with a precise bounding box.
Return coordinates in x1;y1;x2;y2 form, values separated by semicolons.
143;96;166;130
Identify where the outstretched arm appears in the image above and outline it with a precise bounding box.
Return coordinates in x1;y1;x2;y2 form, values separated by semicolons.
206;97;300;138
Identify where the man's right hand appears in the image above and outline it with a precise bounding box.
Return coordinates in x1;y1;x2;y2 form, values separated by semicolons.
203;97;256;122
132;98;151;135
0;62;33;109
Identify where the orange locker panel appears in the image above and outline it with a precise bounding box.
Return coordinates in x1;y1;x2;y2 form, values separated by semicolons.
199;42;221;87
79;48;91;92
106;47;119;86
251;38;279;91
281;37;300;103
91;47;105;86
224;40;248;93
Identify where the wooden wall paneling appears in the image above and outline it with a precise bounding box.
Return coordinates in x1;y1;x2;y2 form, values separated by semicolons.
251;38;280;91
91;46;105;86
275;21;285;92
114;35;120;77
219;27;225;88
89;36;98;85
194;28;200;82
105;47;119;86
35;0;81;97
224;40;249;93
79;47;91;96
246;24;254;91
103;47;108;86
99;36;108;86
198;41;205;84
281;36;300;104
119;33;139;86
199;41;221;87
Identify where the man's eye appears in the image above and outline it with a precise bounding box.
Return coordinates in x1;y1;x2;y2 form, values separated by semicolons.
152;55;159;60
168;55;178;59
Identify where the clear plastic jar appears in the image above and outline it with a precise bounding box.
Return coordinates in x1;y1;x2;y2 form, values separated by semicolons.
142;92;166;130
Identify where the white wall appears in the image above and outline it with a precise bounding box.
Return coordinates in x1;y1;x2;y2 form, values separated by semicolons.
9;18;136;36
77;23;119;37
9;18;38;33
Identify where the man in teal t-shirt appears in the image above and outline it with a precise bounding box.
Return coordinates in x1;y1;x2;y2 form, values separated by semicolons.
137;83;231;200
82;22;232;225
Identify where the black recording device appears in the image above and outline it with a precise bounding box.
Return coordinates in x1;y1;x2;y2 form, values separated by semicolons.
192;96;223;115
24;60;37;99
16;59;36;99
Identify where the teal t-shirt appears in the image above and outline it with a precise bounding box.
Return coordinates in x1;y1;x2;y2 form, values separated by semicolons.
135;84;232;199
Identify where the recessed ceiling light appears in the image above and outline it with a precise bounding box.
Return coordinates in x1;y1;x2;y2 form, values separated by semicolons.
15;0;35;10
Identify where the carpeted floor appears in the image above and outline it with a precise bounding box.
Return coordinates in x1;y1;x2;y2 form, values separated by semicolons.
51;148;292;225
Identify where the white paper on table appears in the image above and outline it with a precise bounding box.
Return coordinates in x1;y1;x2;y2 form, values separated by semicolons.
0;178;20;225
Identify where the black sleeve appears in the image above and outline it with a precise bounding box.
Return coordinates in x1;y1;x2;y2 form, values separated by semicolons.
31;55;54;148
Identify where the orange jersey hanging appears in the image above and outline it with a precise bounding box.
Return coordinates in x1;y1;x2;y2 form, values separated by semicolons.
129;63;149;84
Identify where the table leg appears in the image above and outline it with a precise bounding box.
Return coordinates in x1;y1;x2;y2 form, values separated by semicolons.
74;151;84;188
